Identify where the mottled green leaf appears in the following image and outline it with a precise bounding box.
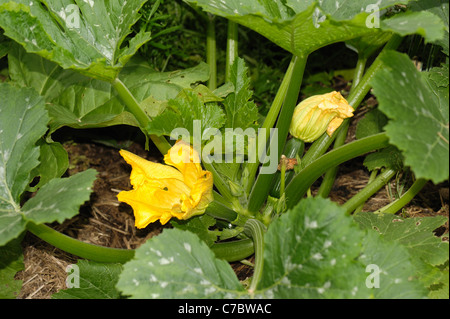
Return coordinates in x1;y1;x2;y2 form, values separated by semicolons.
381;11;446;43
371;51;449;183
186;0;418;57
0;83;47;245
255;197;366;298
354;212;449;266
52;260;123;299
0;0;151;81
116;228;246;298
0;238;23;299
21;169;97;225
8;46;211;133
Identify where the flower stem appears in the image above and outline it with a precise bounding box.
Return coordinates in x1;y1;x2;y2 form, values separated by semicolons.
316;55;367;198
375;178;428;214
284;133;390;209
300;34;403;169
206;14;217;90
341;168;397;214
248;55;308;213
243;219;266;294
112;78;171;155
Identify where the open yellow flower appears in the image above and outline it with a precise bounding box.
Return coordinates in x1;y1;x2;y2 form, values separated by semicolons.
117;141;213;228
289;91;354;142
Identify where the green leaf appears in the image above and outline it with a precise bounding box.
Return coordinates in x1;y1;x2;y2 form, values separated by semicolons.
371;51;449;184
0;0;151;81
359;231;429;298
21;169;97;225
186;0;416;57
0;238;23;299
254;197;427;298
255;197;366;298
9;46;211;133
0;83;48;245
363;146;403;171
354;212;449;266
381;11;446;43
410;0;449;55
356;108;389;140
29;139;69;190
171;214;218;247
223;57;258;130
354;212;448;298
8;43;87;102
116;228;246;299
146;90;225;140
52;260;123;299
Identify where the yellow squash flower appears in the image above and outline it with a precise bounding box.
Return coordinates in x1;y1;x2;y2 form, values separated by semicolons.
289;91;354;142
117;141;213;228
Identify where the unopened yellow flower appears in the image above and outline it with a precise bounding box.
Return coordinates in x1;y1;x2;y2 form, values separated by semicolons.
289;91;354;142
117;141;213;228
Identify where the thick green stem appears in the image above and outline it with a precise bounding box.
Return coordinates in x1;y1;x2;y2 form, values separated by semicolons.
284;133;390;209
341;168;397;214
300;34;403;169
26;222;135;263
248;55;308;213
206;15;217;90
112;78;171;155
28;221;254;263
245;56;297;194
376;178;428;214
244;219;266;294
225;21;238;83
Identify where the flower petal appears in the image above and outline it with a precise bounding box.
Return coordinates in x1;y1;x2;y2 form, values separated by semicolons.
120;150;184;187
164;141;202;189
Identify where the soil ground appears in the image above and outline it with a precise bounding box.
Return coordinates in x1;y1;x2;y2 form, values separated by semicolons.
15;98;449;299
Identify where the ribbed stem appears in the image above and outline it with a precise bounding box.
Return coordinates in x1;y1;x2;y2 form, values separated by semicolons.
244;219;266;294
341;168;397;214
